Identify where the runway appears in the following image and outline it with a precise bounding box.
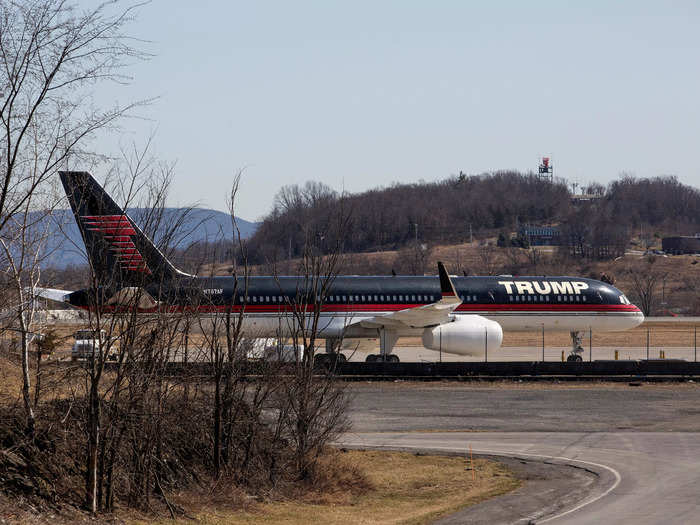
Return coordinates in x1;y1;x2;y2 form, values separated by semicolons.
340;383;700;523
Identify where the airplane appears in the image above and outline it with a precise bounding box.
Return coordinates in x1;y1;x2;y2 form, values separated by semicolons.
39;171;645;364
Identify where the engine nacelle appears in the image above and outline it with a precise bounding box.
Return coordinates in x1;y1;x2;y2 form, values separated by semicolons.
422;316;503;356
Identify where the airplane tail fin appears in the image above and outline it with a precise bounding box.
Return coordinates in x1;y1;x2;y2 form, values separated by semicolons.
59;171;184;286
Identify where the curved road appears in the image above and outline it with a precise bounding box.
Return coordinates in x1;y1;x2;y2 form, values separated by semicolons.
341;431;700;524
341;384;700;523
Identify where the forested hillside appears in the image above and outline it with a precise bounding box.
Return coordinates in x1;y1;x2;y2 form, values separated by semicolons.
244;172;700;264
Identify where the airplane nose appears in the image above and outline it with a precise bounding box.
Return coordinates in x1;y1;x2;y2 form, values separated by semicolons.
631;305;645;327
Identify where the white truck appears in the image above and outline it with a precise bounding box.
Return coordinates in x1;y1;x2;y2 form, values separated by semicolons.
71;329;117;361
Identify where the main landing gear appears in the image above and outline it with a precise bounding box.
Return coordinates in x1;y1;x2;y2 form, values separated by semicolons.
314;337;347;369
365;329;400;363
567;331;584;362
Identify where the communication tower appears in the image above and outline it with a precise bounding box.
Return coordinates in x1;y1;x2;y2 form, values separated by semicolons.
537;156;553;183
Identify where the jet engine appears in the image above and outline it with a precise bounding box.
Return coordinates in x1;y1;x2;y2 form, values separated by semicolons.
422;316;503;356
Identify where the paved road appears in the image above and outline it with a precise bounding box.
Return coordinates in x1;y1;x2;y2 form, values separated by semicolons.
341;431;700;524
341;384;700;523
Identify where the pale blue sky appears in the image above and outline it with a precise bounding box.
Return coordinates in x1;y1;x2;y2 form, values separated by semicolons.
91;1;700;221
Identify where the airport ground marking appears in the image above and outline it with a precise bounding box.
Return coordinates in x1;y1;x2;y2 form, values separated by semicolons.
338;438;622;524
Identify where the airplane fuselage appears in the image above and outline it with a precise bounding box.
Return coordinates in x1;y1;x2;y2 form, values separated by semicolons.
66;274;644;340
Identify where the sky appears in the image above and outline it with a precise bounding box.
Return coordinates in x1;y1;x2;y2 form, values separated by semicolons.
89;1;700;221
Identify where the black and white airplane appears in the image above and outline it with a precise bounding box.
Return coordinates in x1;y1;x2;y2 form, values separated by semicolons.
39;171;644;362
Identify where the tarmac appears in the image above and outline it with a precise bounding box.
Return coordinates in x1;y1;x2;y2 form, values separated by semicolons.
345;344;700;362
340;382;700;524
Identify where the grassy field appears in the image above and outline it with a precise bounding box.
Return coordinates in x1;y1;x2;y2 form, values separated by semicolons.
139;450;519;525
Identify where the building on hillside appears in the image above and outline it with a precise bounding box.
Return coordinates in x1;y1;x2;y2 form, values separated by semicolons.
570;193;603;204
519;225;561;246
662;235;700;255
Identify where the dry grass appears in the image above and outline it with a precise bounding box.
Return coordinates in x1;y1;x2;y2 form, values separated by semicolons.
137;450;519;525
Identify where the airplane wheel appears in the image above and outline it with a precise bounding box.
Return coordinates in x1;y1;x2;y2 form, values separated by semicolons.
365;354;377;363
567;354;583;363
388;354;400;363
337;353;347;363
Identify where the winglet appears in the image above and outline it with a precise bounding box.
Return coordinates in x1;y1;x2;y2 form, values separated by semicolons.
437;261;459;299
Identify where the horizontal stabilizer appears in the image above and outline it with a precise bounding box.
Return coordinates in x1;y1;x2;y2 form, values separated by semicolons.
32;287;72;304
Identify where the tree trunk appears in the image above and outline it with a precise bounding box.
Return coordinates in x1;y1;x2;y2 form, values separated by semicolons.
85;384;100;513
213;376;222;477
19;316;35;436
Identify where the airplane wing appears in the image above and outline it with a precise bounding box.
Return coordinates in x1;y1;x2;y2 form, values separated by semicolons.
355;262;461;329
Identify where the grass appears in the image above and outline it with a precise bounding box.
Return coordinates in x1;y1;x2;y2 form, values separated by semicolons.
138;450;520;525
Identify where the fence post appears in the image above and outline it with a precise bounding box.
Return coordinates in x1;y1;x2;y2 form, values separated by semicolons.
589;327;592;362
484;326;488;363
646;326;650;360
542;324;545;362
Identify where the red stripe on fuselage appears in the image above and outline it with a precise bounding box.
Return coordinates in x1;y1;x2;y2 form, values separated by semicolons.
80;302;642;314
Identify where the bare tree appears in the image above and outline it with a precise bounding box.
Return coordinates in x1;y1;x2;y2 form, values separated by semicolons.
623;257;668;316
0;183;58;436
477;244;500;275
0;1;148;236
393;242;432;276
272;204;351;481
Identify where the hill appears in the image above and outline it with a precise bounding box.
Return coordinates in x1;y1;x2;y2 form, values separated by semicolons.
35;208;258;269
245;172;700;264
